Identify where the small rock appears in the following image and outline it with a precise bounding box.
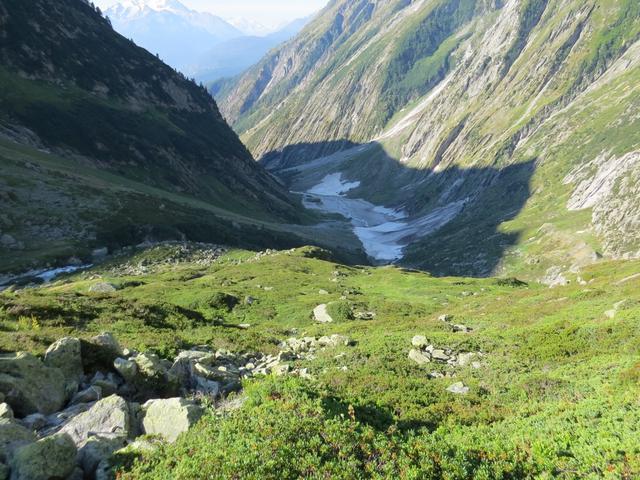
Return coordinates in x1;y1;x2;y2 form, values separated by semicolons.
141;398;204;443
92;379;118;397
431;350;449;362
71;386;102;405
8;433;77;480
446;382;470;395
313;304;333;323
438;314;453;322
411;335;428;348
244;295;256;305
408;349;431;365
193;376;220;396
318;289;329;295
20;413;48;431
456;353;476;367
88;282;117;294
452;324;472;333
0;404;13;420
238;323;251;330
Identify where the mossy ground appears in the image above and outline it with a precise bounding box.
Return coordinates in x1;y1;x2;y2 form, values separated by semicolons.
1;244;638;478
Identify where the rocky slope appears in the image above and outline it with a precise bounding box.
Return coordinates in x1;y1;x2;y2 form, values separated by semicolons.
219;0;640;278
0;0;320;272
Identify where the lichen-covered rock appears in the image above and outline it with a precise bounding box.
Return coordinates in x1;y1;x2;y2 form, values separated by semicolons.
132;353;179;397
8;433;76;480
446;382;470;395
113;357;138;383
0;352;66;416
44;337;83;384
313;304;333;323
78;434;127;476
60;395;130;447
141;398;203;443
0;420;36;462
408;349;431;365
411;335;428;348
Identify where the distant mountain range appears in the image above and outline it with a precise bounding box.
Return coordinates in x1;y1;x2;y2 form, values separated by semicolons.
104;0;311;81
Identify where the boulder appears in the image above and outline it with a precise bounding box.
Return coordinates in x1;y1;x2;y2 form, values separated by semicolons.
446;382;470;395
408;349;431;365
193;376;220;397
141;398;203;443
431;349;450;362
0;421;36;462
8;433;77;480
133;353;179;397
90;333;122;357
0;404;12;421
113;358;138;383
88;283;117;294
0;352;66;416
411;335;428;348
60;395;130;447
44;337;83;384
313;304;333;323
452;324;472;333
78;434;127;476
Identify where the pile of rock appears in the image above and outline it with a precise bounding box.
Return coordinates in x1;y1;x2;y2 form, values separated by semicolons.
0;332;353;479
408;335;483;369
106;242;228;276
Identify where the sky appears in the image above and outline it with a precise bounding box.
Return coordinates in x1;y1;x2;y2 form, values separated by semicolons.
95;0;330;27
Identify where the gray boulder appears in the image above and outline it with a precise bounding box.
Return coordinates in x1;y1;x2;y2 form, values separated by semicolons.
132;353;179;397
408;349;431;365
0;404;12;421
78;434;127;476
0;421;36;462
141;398;203;443
411;335;428;348
446;382;470;395
60;395;130;447
0;352;66;416
44;337;83;383
90;333;122;357
88;283;117;294
113;358;138;383
8;433;76;480
313;304;333;323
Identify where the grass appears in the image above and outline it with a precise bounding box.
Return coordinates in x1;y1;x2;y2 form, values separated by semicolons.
2;244;639;478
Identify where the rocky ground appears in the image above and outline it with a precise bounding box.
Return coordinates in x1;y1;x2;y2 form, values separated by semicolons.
0;331;353;480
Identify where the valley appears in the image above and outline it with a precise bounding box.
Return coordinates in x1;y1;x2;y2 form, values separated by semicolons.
0;0;639;479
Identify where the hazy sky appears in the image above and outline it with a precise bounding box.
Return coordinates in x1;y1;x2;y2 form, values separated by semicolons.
96;0;330;26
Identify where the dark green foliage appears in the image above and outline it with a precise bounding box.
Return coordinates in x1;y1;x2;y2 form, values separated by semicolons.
493;277;528;288
326;300;354;322
207;292;239;313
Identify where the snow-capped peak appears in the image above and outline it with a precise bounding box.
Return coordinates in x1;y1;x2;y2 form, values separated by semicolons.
107;0;190;20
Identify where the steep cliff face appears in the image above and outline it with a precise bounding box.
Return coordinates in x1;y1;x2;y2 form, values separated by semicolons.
220;0;640;277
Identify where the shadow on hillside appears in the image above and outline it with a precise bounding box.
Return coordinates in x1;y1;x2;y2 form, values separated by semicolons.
259;140;536;278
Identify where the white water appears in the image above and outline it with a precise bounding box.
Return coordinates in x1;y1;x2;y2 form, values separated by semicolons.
303;173;465;262
0;264;91;290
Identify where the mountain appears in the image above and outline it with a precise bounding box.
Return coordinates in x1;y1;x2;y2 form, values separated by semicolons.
194;17;310;83
219;0;640;279
104;0;243;73
0;0;326;273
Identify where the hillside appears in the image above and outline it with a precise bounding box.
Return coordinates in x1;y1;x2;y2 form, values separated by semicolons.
219;0;640;279
1;244;639;478
0;0;327;273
